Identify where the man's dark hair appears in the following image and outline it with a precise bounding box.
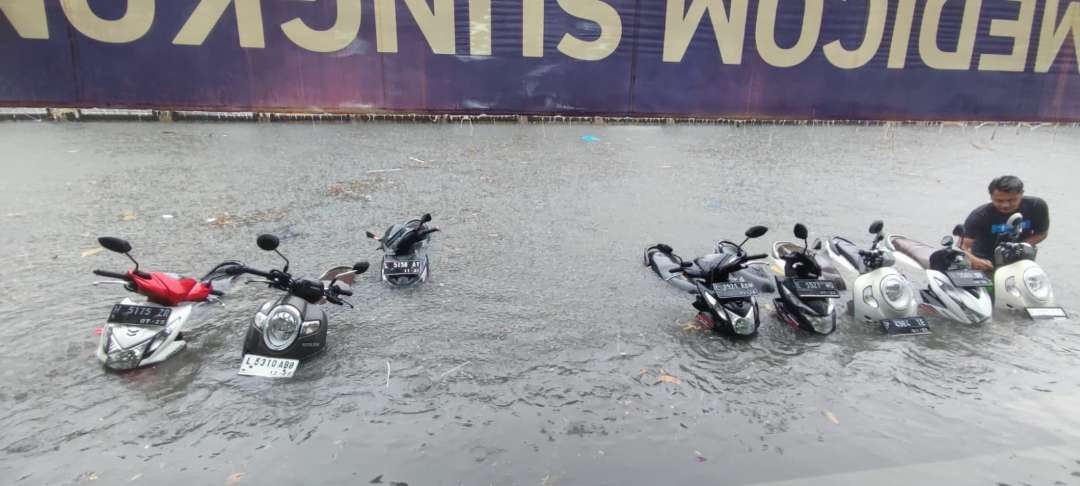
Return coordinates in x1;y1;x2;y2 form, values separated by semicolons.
988;175;1024;194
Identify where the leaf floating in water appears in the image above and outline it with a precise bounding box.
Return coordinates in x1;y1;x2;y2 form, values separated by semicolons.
225;472;245;486
658;374;682;385
824;410;839;425
81;247;104;258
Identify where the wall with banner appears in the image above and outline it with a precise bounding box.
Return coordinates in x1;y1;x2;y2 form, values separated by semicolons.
1;0;1078;121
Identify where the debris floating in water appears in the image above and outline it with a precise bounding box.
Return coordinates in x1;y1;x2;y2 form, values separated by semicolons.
581;135;600;142
81;248;103;258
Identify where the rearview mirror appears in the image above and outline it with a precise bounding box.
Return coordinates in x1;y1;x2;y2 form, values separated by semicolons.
354;261;370;274
868;220;884;234
365;231;378;240
940;235;955;247
952;224;964;237
745;225;768;239
98;236;132;254
256;234;280;252
793;223;808;240
421;213;432;224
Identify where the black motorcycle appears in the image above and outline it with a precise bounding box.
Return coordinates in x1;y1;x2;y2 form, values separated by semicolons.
770;223;840;334
227;234;368;377
647;226;773;337
366;213;439;287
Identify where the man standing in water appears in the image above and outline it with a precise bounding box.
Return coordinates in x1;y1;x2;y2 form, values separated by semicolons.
962;175;1050;271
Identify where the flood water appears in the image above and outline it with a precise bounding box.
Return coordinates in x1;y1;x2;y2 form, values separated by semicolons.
1;121;1079;485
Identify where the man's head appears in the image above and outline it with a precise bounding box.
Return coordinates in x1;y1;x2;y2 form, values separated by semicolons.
988;175;1024;214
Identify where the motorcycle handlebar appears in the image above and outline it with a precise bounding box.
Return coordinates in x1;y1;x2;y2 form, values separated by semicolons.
210;289;224;296
93;270;131;281
744;253;767;261
336;288;353;297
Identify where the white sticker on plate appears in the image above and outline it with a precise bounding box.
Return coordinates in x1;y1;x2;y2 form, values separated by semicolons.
238;354;299;378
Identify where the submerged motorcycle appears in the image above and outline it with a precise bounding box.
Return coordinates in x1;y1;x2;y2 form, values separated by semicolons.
645;225;774;337
228;234;369;378
990;213;1063;318
886;225;993;324
769;224;840;334
366;213;439;287
821;220;924;334
92;237;240;371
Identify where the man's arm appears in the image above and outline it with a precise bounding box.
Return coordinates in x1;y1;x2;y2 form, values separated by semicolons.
960;237;994;271
1025;231;1048;246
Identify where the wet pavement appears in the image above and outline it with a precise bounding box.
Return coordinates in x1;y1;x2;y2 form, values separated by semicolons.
1;121;1079;485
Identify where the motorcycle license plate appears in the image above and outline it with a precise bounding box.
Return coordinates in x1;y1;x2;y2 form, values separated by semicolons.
947;270;992;288
107;304;171;326
238;354;299;378
880;316;931;336
792;278;840;298
383;260;423;277
1026;307;1068;320
711;281;758;299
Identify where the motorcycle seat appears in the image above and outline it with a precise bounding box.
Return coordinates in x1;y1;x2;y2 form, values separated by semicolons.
890;236;934;269
830;237;866;273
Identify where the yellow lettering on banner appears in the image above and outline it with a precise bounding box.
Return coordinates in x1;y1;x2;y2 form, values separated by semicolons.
887;0;916;68
823;0;886;69
918;0;982;70
60;0;153;43
374;0;455;54
556;0;622;60
174;0;265;48
662;0;747;64
470;0;491;55
523;0;544;57
1035;0;1080;72
282;0;362;53
0;0;48;39
756;0;823;68
978;0;1035;71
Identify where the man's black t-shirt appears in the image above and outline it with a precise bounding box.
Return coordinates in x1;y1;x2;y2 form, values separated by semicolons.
963;196;1050;259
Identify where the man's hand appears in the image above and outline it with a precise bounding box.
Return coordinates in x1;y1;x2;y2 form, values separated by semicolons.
969;255;994;271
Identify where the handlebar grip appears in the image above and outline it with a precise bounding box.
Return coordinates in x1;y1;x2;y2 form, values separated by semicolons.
210;289;224;296
337;288;353;297
133;270;151;279
669;267;684;273
93;270;130;281
745;253;767;261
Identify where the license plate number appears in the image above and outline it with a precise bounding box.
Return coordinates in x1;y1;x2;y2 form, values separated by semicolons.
947;269;992;288
383;260;423;276
107;304;171;326
239;354;299;378
792;278;840;298
881;316;931;336
711;281;758;299
1026;307;1068;320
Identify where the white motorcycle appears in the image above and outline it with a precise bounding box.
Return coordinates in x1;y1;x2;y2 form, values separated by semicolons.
820;220;926;334
886;225;993;325
92;237;241;370
991;213;1064;319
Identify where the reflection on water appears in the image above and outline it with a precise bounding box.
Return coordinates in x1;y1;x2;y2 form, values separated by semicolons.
1;122;1079;485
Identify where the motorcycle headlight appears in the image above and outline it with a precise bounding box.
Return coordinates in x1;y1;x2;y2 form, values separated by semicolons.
881;275;912;310
732;317;755;335
264;305;301;351
106;340;149;370
807;314;835;334
862;286;878;308
1022;267;1051;301
1005;276;1022;297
